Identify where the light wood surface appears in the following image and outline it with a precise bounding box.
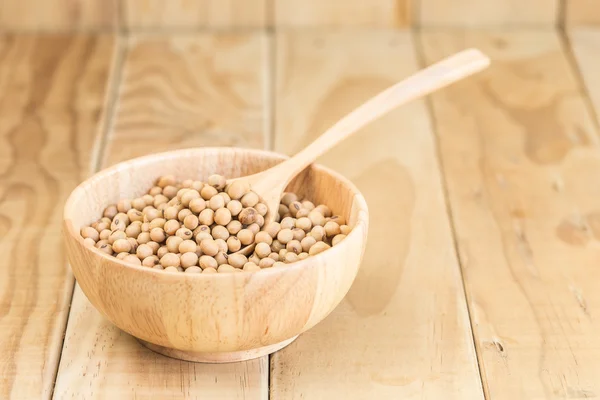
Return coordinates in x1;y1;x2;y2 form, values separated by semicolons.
0;0;117;30
418;0;558;26
270;30;483;399
104;33;268;166
2;18;600;400
2;0;600;30
122;0;267;29
273;0;411;27
566;0;600;26
420;29;600;399
570;28;600;115
54;33;272;399
0;34;114;399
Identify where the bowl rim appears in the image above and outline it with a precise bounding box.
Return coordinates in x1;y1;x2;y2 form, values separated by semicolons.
63;146;369;278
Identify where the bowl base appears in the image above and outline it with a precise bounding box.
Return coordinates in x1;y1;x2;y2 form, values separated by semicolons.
137;335;299;363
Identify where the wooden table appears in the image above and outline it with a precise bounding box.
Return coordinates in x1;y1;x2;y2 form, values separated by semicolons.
2;27;600;399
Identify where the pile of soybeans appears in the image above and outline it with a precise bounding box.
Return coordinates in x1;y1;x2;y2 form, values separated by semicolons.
80;175;351;273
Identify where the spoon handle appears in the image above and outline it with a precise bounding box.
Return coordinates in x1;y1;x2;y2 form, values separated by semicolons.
259;48;490;189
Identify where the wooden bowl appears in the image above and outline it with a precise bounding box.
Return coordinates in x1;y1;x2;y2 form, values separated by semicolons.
63;147;369;363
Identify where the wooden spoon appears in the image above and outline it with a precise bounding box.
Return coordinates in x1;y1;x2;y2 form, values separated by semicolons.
232;48;490;255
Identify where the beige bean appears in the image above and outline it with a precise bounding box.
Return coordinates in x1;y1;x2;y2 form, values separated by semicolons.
226;220;242;235
160;253;181;267
271;240;284;253
183;214;199;230
217;264;236;273
189;198;206;214
199;255;219;269
164;219;180;235
286;240;302;254
175;227;193;240
227;200;243;216
255;242;271;258
157;175;176;188
237;229;254;245
142;255;159;267
181;252;199;269
212;225;230;241
243;262;261;272
81;226;99;242
324;221;341;237
308;210;325;227
228;254;247;269
259;257;275;268
198;209;215;226
150;227;166;243
149;218;166;230
280;217;295;230
340;225;351;235
255;231;273;245
179;239;197;254
200;239;219;256
280;193;297;206
308;241;330;255
255;202;268;216
166;236;183;253
136;244;154;260
227;236;241;253
332;234;347;246
241;191;259;208
200;185;218;200
214;208;232;226
227;180;250;200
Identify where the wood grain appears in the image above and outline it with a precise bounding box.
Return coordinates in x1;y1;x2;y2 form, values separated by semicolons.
55;33;271;399
420;29;600;399
0;34;115;399
569;28;600;116
418;0;558;26
104;33;268;166
0;0;117;31
273;0;410;27
123;0;267;30
565;0;600;26
270;30;483;399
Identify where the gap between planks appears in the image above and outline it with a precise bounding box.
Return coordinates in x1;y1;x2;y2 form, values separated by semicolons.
419;28;600;398
412;30;489;400
51;34;127;398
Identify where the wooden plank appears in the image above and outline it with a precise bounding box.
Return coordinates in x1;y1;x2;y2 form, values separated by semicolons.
0;34;115;400
54;32;270;399
123;0;267;30
420;29;600;399
0;0;117;31
270;30;483;399
566;0;600;26
273;0;410;27
418;0;557;26
103;33;269;165
570;28;600;116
